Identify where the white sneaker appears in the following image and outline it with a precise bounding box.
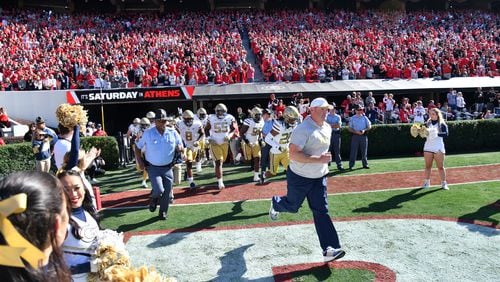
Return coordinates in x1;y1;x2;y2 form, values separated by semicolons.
253;173;260;182
323;246;346;262
196;162;202;173
422;180;430;189
269;200;279;221
442;182;449;190
141;180;148;188
218;179;225;190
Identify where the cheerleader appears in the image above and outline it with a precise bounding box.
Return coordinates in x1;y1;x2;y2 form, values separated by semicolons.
422;108;449;190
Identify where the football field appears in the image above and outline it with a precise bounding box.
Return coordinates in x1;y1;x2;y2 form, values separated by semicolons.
99;152;500;281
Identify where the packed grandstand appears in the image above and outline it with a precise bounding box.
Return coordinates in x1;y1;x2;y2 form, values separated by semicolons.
0;7;498;91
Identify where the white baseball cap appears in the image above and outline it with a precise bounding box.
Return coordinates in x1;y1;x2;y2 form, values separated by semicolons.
310;97;333;109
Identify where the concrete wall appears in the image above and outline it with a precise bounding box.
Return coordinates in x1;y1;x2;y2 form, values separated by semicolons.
0;90;67;128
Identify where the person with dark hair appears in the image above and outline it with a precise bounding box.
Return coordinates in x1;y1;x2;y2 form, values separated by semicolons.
0;171;71;282
58;170;100;282
24;123;37;142
54;124;73;170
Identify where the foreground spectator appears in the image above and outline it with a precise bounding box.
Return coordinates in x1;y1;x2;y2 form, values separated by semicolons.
0;171;71;281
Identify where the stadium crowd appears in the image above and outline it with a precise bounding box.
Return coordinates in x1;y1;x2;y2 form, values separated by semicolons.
0;9;498;91
247;10;499;82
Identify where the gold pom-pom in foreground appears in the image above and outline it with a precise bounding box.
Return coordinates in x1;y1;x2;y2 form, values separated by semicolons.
55;103;88;129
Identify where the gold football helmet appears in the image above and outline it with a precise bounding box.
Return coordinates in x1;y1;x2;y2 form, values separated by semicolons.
250;107;263;122
215;103;227;118
283;106;300;127
183;110;195;126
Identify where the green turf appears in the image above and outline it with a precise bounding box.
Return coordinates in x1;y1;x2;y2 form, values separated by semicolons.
100;181;500;232
290;268;375;282
97;152;500;194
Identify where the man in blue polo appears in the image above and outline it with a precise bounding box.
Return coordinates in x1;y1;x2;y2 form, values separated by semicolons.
135;108;183;220
348;105;371;170
269;97;345;262
326;102;344;171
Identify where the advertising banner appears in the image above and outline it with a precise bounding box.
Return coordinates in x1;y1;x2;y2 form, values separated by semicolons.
66;86;195;105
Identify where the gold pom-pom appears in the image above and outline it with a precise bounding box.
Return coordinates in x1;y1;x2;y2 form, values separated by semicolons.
410;123;421;138
55;103;88;129
418;126;429;138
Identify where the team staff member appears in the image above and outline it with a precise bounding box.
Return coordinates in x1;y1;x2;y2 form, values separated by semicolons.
205;103;237;190
135;109;183;220
348;105;371;170
269;98;345;262
422;108;449;190
326;102;344;171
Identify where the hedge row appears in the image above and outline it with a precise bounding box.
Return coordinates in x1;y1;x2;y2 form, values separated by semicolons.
0;136;119;177
338;118;500;157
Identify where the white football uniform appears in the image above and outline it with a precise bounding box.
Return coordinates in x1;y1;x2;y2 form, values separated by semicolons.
195;115;209;128
208;114;236;145
243;118;264;144
177;120;203;148
268;119;296;154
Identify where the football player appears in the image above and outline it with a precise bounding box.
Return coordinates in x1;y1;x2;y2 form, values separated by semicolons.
136;117;151;188
176;110;205;189
264;105;300;178
195;107;210;170
240;107;265;182
205;103;237;189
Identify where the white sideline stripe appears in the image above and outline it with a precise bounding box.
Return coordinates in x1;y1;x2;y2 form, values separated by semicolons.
101;179;500;210
333;162;500;178
125;219;500;281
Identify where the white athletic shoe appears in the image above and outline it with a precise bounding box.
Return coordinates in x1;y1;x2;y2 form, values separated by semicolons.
196;162;202;173
253;174;260;182
441;182;449;190
323;246;346;262
269;200;279;221
218;182;225;190
141;180;148;188
422;180;430;189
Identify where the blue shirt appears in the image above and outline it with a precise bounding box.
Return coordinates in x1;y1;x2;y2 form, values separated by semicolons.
262;119;274;135
349;114;371;131
135;126;182;166
326;113;342;132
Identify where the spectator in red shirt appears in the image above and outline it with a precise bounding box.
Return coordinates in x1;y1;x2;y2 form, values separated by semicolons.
0;107;11;128
92;124;108;137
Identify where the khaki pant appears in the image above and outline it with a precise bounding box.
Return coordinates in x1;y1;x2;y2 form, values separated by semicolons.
36;159;51;172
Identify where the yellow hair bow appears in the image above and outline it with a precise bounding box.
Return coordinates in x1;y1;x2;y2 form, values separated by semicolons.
0;193;46;268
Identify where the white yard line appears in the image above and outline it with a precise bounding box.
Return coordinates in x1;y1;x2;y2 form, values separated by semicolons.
125;219;500;282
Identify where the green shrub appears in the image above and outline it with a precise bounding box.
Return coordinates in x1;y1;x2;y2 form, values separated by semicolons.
0;136;119;177
0;143;35;177
80;137;120;170
340;119;500;157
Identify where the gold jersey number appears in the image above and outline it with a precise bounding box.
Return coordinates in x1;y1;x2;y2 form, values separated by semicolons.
214;122;229;133
279;132;291;144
